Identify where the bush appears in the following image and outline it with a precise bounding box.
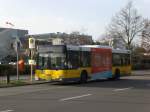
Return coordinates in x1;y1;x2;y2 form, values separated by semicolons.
0;64;14;76
132;63;150;70
0;64;35;76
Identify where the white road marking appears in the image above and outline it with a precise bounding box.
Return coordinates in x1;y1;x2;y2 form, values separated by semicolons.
0;110;14;112
60;94;92;101
113;87;133;92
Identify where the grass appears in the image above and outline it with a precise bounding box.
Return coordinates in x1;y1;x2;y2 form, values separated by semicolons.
0;80;31;87
0;79;47;88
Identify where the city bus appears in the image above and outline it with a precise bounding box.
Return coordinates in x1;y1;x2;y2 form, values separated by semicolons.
35;45;131;83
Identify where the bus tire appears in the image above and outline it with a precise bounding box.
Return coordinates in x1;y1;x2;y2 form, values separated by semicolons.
114;69;120;80
80;71;88;83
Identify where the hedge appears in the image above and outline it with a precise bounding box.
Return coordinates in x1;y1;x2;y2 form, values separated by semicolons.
0;64;34;76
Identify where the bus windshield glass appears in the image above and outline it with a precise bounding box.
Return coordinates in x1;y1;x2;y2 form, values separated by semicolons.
37;45;67;70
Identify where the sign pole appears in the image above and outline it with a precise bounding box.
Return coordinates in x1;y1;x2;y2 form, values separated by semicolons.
15;40;20;81
30;49;33;82
17;50;19;80
14;36;22;81
29;37;35;82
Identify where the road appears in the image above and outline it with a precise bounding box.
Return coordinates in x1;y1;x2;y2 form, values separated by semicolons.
0;75;150;112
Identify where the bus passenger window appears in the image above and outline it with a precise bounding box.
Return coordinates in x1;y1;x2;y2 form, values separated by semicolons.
80;51;91;67
67;51;79;69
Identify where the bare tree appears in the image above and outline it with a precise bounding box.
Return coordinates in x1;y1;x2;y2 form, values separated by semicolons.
95;34;111;46
141;20;150;51
107;1;145;50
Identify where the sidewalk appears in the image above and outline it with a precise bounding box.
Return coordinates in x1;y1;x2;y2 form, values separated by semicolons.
132;70;150;76
0;75;30;81
0;75;49;88
0;70;150;88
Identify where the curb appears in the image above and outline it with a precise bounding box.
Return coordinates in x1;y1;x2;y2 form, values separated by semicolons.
0;81;50;88
132;73;150;76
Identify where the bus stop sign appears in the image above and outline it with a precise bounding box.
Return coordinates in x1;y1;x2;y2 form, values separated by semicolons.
29;38;35;49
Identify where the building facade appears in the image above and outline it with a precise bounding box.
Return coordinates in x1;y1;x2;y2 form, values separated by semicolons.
0;28;28;62
27;32;93;46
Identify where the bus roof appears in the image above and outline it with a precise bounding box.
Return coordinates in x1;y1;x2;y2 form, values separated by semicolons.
80;45;112;51
80;45;131;54
66;45;112;51
80;45;112;49
112;49;131;54
38;44;131;54
66;45;80;51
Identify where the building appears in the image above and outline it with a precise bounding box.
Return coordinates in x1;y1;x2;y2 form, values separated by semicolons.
0;28;28;62
27;32;93;46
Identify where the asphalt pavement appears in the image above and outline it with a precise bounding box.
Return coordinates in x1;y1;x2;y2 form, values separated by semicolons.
0;70;149;82
0;74;150;112
132;70;150;76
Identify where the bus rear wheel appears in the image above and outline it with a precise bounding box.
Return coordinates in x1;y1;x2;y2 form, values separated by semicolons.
80;71;88;83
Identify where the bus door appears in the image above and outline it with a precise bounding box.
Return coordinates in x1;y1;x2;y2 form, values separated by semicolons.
66;50;80;78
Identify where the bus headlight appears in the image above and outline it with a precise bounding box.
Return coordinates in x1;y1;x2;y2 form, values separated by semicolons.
59;78;63;81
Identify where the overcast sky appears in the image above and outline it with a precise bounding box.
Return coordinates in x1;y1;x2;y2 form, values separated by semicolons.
0;0;149;40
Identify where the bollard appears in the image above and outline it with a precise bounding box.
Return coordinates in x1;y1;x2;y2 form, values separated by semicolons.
6;71;10;84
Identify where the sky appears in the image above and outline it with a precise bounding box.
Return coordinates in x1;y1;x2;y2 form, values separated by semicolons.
0;0;150;40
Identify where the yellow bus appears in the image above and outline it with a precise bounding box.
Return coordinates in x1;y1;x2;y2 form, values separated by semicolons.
35;45;131;83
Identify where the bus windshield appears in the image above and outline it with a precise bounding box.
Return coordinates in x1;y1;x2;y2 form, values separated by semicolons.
38;53;66;70
37;45;67;70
